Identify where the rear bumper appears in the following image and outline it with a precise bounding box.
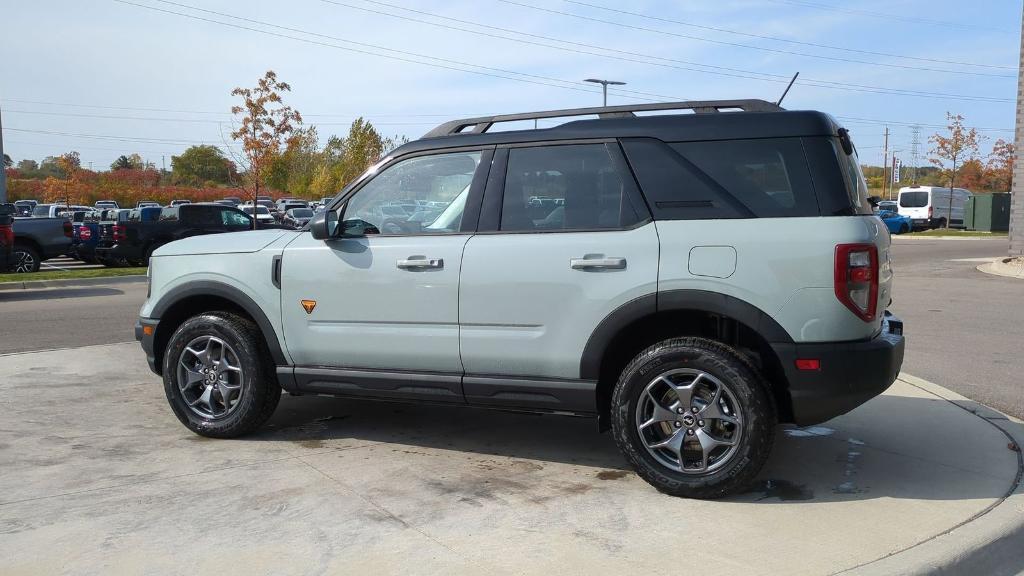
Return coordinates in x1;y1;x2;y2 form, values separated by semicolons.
96;243;143;261
771;313;905;426
135;318;160;375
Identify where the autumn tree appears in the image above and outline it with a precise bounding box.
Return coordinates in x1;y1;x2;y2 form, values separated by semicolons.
230;70;302;228
43;152;85;206
307;118;406;199
985;139;1014;192
929;113;981;227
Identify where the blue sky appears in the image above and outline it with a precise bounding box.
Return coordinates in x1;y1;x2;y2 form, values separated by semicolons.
1;0;1019;170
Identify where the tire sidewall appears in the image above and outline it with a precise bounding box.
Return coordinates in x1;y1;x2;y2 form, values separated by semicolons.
162;313;269;436
612;340;774;497
13;245;40;273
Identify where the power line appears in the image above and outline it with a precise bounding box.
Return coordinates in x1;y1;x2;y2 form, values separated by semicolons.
1;108;438;126
562;0;1014;71
763;0;1016;34
496;0;1014;79
3;127;224;146
121;0;674;103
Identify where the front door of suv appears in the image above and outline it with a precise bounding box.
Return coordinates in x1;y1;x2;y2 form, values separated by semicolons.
280;148;491;402
459;142;659;412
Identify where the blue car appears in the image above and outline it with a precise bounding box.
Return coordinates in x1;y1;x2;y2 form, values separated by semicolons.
878;210;912;234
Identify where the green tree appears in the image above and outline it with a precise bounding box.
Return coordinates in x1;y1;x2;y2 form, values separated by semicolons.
110;154;144;171
16;159;38;173
2;153;11;168
171;145;235;187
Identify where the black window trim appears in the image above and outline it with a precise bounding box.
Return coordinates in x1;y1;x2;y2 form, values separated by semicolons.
476;139;653;235
325;145;495;238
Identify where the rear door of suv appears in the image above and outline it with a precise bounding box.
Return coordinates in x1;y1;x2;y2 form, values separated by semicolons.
458;142;659;412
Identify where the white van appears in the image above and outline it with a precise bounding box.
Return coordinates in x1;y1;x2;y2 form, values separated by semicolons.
897;186;971;229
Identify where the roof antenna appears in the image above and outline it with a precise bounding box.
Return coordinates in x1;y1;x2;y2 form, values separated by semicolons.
775;72;799;107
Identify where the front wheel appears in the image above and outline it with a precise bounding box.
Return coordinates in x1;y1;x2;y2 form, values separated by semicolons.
899;223;909;234
611;337;776;499
11;244;40;273
163;312;281;438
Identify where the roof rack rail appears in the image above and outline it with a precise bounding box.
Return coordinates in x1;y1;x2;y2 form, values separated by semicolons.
423;99;783;138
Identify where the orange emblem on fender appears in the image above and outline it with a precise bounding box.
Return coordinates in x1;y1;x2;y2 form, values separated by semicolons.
301;300;317;314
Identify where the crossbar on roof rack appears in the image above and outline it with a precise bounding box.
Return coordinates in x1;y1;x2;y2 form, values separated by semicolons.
423;99;783;138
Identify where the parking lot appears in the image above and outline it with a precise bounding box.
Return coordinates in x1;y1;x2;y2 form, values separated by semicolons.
1;236;1022;575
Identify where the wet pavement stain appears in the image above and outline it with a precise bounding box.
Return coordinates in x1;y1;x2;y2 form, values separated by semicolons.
833;438;867;494
748;479;814;501
595;470;630;481
299;439;325;449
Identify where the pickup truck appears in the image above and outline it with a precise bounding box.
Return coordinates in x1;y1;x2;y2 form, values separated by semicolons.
95;203;256;265
0;205;13;272
10;216;73;272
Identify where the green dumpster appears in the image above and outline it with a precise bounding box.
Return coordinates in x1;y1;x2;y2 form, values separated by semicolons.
965;193;1011;232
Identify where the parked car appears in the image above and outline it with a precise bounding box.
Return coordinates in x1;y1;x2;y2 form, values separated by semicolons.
135;99;904;499
13;200;37;216
282;207;315;228
876;200;897;213
169;199;192;207
96;203;254;266
137;201;161;209
897;186;971;229
240;204;276;225
10;216;73;272
0;205;14;272
878;210;912;235
95;200;120;210
221;197;242;206
277;201;309;217
69;210;99;262
30;203;92;218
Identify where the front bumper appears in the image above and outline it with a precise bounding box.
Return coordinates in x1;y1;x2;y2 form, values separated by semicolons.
135;318;160;375
771;313;905;426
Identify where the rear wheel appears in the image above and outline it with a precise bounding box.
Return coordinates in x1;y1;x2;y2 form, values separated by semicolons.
11;244;40;273
898;223;909;234
163;311;281;438
611;337;775;499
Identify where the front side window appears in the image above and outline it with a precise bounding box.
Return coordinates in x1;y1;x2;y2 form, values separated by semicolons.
500;144;640;232
221;209;252;227
342;150;480;235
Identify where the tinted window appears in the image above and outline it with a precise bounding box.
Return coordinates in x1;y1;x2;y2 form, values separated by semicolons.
342;150;480;235
900;191;929;208
500;144;640;232
159;208;179;222
31;205;51;217
671;139;818;218
290;208;314;218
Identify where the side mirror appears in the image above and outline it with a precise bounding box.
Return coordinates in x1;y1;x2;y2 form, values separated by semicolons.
309;210;338;240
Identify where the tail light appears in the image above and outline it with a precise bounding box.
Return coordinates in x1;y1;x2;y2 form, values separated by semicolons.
834;243;879;322
0;224;13;248
112;225;127;243
78;226;92;241
63;221;73;238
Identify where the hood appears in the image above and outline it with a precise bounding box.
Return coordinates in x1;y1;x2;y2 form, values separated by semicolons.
154;230;292;257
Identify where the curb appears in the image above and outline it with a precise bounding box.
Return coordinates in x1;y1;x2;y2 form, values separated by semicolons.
977;258;1024;280
845;374;1024;576
892;235;1001;241
0;275;147;291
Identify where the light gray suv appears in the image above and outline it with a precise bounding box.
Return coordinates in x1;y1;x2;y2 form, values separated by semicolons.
136;100;905;498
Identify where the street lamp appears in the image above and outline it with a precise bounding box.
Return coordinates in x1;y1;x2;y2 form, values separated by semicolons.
584;78;626;107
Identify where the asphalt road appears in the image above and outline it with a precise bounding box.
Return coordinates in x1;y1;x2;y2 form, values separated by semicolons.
0;237;1019;418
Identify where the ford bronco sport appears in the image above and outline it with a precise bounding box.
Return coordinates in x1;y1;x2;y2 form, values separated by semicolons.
136;100;905;498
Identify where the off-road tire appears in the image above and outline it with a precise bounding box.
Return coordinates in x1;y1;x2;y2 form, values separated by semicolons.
163;311;281;438
611;337;776;499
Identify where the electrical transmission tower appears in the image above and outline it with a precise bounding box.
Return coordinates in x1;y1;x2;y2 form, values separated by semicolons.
910;125;921;185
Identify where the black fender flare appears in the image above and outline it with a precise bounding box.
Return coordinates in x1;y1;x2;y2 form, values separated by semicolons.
150;280;288;366
579;289;793;380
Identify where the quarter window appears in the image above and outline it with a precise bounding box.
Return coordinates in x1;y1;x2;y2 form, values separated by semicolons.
500;144;640;232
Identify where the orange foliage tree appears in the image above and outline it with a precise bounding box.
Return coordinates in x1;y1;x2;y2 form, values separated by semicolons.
930;113;981;227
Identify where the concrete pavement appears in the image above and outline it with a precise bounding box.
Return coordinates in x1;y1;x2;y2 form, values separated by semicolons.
1;343;1020;575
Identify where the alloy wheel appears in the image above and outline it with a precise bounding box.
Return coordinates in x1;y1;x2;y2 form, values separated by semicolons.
12;250;36;273
177;335;245;420
635;368;743;474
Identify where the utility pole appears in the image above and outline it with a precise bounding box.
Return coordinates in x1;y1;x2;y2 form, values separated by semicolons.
1010;10;1024;255
881;126;889;199
584;78;626;106
0;105;7;204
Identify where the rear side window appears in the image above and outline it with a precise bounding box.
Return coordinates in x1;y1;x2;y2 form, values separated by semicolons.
159;208;179;222
499;143;641;232
670;139;818;218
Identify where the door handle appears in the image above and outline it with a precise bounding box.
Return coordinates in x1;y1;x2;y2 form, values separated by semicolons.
570;257;626;270
397;257;444;269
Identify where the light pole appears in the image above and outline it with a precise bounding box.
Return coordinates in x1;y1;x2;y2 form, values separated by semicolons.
584;78;626;107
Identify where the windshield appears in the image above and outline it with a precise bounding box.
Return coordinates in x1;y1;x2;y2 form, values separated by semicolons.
899;191;929;208
290;208;314;218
